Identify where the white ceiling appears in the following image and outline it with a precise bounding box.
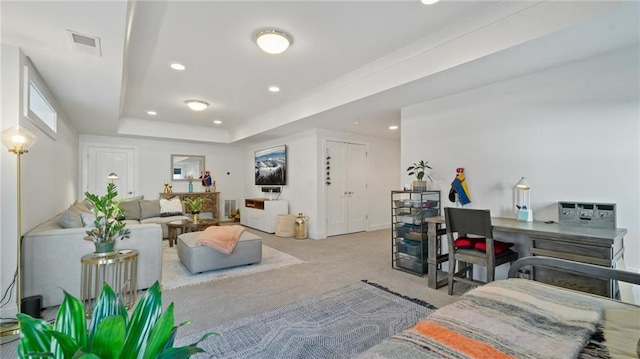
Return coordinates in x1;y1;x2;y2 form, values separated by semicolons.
1;1;638;145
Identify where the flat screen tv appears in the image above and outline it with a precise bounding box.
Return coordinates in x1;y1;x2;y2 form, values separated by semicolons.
255;145;286;185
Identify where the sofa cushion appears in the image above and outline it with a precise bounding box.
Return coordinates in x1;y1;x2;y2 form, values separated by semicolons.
70;201;93;214
58;210;83;228
79;212;96;228
119;199;141;220
141;200;161;219
160;197;183;217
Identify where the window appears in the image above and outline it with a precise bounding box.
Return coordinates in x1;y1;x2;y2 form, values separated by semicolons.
23;59;57;139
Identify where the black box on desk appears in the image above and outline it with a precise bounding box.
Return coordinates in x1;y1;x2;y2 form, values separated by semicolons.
558;202;616;229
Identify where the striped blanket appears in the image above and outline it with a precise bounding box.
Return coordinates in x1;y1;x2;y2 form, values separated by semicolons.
358;279;607;359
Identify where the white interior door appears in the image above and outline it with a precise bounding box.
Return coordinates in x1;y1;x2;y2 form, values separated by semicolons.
326;141;368;236
86;145;136;198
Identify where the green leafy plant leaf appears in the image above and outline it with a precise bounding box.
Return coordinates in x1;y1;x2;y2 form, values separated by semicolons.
91;316;126;359
120;282;163;359
17;314;53;357
51;290;86;357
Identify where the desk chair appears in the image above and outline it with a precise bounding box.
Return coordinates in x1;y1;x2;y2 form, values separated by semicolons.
445;207;519;295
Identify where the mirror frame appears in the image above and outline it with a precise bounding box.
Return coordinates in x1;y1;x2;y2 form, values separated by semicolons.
171;154;205;181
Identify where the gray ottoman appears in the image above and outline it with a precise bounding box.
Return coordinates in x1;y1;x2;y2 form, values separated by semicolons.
177;231;262;274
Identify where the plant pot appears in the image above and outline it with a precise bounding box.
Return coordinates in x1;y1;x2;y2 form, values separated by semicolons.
192;213;200;224
412;181;428;192
94;241;115;257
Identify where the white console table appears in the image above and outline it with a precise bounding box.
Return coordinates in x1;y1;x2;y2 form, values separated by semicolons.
241;198;288;233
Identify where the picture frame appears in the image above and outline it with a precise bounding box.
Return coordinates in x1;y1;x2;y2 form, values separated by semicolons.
254;145;286;185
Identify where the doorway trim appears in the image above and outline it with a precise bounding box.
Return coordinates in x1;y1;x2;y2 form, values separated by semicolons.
80;142;139;200
321;136;370;238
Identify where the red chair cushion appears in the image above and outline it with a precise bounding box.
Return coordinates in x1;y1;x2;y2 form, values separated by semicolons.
454;237;485;249
475;240;514;254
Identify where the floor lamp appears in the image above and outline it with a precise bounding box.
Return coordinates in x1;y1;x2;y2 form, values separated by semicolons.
0;125;37;337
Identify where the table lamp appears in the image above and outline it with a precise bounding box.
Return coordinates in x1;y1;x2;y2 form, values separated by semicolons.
514;177;533;222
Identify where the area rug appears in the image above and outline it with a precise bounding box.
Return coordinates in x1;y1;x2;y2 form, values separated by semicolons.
175;280;435;358
161;241;304;291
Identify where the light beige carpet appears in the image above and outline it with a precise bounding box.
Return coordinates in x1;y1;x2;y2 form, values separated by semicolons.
161;241;304;291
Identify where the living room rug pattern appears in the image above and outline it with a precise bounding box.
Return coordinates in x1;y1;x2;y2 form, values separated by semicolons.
175;281;435;358
161;241;304;291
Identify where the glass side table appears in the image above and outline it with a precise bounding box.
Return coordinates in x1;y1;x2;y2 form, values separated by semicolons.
80;249;138;317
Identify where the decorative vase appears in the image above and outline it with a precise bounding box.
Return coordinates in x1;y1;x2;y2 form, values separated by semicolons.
188;182;193;193
94;241;115;257
294;213;309;240
412;180;428;192
192;213;200;224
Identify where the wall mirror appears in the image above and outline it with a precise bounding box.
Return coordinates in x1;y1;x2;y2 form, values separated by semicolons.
171;154;205;181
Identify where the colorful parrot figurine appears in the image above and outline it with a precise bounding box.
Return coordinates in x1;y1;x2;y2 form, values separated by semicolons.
201;171;212;192
449;167;471;205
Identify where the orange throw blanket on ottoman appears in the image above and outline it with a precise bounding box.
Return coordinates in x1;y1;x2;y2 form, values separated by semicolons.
196;225;245;254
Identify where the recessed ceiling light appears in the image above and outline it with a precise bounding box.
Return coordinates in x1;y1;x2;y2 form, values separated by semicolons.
170;63;185;70
255;28;293;54
268;86;280;93
421;0;440;4
389;125;399;130
354;121;360;125
185;100;209;111
146;110;157;115
213;120;222;125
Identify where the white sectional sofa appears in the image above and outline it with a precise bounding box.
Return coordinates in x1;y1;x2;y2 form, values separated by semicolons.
21;198;189;308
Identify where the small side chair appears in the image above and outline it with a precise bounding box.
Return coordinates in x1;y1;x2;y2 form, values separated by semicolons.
445;207;519;295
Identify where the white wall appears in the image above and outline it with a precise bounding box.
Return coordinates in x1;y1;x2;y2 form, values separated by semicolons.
245;129;400;239
79;135;245;214
1;45;78;317
402;47;639;277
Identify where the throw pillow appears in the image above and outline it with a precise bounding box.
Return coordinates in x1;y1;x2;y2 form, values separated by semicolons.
123;195;144;202
140;200;161;219
454;236;484;249
79;212;96;228
70;201;93;214
159;197;183;217
119;199;141;220
474;240;514;254
58;210;83;228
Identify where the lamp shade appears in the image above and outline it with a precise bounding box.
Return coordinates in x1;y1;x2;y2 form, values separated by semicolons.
514;177;530;190
1;126;38;154
255;29;293;54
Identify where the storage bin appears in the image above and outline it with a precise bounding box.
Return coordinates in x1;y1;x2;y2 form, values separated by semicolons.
422;208;439;218
422;200;440;208
396;224;425;241
397;239;427;256
397;254;427;274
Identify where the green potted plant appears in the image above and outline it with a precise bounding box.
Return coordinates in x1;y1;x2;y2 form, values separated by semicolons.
17;281;214;358
406;160;433;191
183;197;204;223
83;183;131;254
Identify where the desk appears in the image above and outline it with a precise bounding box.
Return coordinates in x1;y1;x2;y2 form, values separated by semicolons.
424;216;627;297
81;250;138;317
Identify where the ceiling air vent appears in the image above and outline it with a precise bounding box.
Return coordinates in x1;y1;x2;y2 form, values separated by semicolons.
66;30;102;57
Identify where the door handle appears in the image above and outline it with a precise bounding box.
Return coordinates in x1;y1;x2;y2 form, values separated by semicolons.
128;192;133;194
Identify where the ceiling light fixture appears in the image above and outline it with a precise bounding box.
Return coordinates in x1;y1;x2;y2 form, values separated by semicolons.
421;0;440;4
170;63;185;71
213;120;222;125
268;86;280;92
146;111;157;115
255;28;293;54
389;125;399;130
185;100;209;111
